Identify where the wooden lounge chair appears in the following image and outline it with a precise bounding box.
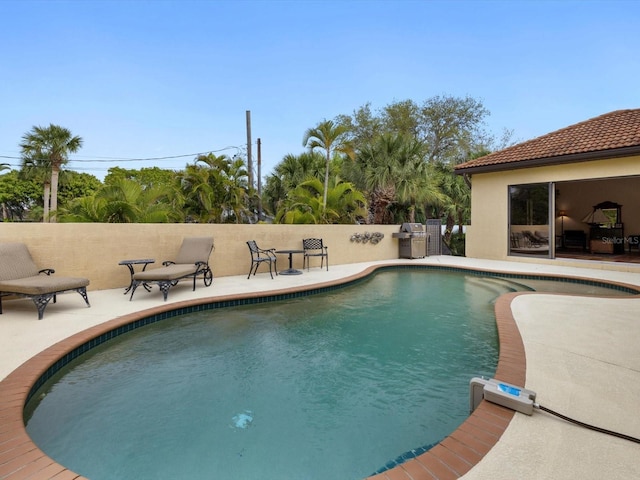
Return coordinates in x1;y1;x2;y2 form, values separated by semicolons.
0;242;90;320
246;240;277;279
302;238;328;271
129;237;214;301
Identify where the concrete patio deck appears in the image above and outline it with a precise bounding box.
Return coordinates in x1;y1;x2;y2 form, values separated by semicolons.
1;256;639;479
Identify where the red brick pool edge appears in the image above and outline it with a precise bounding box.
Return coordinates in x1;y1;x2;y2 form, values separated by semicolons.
0;277;526;480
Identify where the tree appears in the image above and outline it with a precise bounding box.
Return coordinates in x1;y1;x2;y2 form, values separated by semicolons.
262;151;327;217
393;139;444;223
19;155;52;221
20;124;83;222
0;170;42;221
359;133;443;224
104;166;176;189
335;103;383;151
58;178;179;223
274;151;325;190
175;153;254;223
360;133;405;223
57;171;103;209
302;120;354;209
275;178;366;224
218;156;252;223
434;163;470;254
382;99;421;138
418;95;489;164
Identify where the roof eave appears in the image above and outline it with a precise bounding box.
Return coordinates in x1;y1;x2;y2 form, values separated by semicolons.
454;145;640;175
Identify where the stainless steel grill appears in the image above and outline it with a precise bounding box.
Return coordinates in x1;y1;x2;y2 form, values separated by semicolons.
392;223;427;258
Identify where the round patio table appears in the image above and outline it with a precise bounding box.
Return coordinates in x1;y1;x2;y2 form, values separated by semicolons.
275;249;304;275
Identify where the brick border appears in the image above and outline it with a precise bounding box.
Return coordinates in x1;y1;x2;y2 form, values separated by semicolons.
0;265;580;480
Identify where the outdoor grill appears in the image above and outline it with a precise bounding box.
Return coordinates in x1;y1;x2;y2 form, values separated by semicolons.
392;223;427;258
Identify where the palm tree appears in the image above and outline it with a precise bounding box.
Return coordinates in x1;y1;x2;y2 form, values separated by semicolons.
434;163;470;246
58;179;178;223
177;163;222;223
393;138;444;223
177;153;254;223
19;155;52;221
275;178;366;224
361;133;404;223
219;156;251;223
274;151;325;190
302;120;353;209
20;124;83;222
360;133;444;223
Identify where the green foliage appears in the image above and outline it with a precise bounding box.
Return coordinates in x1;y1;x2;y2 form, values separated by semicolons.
58;178;180;223
275;178;366;224
20;124;83;222
0;170;42;221
57;171;103;208
176;153;253;223
104;166;176;189
445;232;466;256
13;93;502;226
262;151;328;216
303;120;354;209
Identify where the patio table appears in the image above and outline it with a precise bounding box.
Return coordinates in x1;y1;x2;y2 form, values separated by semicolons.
275;249;304;275
118;258;155;294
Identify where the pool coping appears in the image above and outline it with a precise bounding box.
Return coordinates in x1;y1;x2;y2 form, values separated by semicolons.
1;262;638;480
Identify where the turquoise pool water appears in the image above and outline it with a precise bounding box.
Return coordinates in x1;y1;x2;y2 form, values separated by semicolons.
24;270;633;480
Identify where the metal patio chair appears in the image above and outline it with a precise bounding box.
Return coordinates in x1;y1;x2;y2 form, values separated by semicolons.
302;238;328;271
246;240;278;279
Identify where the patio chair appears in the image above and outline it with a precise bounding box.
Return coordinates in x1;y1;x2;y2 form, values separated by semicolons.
246;240;277;279
302;238;328;271
0;242;90;319
129;237;214;301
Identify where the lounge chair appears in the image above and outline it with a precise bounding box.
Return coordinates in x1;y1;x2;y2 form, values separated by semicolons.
302;238;328;271
246;240;277;279
522;230;544;247
0;242;90;320
129;237;214;301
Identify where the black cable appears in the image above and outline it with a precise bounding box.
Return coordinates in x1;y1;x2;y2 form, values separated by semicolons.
534;403;640;444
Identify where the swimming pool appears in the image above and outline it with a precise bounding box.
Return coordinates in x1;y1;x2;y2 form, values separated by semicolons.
23;268;637;480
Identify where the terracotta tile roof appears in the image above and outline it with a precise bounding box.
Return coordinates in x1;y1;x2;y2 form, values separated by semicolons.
455;109;640;173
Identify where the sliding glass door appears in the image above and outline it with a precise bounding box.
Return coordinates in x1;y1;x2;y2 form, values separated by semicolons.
508;183;554;258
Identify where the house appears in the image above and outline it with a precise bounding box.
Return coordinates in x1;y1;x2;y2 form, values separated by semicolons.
455;109;640;270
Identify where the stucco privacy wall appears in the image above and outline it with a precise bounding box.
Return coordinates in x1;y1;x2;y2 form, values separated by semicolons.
0;223;401;290
465;154;640;272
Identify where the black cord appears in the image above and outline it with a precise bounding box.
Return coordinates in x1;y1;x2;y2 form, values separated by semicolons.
534;403;640;444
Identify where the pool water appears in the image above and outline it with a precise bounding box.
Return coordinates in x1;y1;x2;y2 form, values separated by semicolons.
26;269;620;480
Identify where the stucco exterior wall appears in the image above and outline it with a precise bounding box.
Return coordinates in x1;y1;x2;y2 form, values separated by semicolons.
465;155;640;272
0;223;402;290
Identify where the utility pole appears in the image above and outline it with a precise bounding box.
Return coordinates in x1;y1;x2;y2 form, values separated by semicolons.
246;110;253;189
257;138;263;221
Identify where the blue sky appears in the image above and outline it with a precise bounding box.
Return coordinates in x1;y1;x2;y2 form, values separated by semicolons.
1;0;638;182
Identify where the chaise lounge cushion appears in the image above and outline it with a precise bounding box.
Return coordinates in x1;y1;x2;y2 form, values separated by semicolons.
132;264;199;282
0;275;89;296
0;242;91;319
0;243;41;279
129;237;214;301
